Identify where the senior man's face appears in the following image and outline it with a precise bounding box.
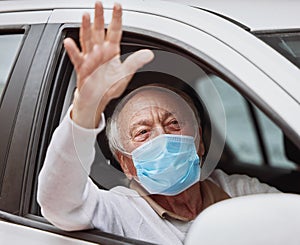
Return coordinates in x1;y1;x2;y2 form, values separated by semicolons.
115;87;204;179
117;87;201;150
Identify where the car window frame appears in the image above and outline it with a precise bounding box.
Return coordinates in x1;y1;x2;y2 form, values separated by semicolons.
0;24;45;212
24;22;299;242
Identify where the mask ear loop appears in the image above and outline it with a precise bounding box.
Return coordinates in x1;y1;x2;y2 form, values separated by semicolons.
118;150;133;159
191;115;201;154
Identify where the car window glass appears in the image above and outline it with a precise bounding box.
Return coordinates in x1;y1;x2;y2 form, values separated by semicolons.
201;75;297;170
208;75;263;165
255;108;296;169
258;32;300;68
0;33;23;102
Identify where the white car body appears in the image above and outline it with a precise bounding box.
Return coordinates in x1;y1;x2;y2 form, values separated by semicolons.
0;0;299;244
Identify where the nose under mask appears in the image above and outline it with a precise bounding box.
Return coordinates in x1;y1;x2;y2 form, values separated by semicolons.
131;134;201;196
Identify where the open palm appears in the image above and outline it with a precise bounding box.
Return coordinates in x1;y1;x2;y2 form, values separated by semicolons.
64;2;154;128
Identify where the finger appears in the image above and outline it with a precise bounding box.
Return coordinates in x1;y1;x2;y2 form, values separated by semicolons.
93;1;105;45
64;38;83;71
80;13;93;53
106;3;122;44
122;49;154;75
77;45;103;82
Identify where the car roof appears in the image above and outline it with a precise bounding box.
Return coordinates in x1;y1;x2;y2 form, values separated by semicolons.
1;0;300;31
165;0;300;31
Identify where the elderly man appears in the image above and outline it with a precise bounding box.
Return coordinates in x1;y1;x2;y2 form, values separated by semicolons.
37;2;279;245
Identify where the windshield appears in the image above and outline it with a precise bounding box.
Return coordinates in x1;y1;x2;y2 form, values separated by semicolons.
257;32;300;69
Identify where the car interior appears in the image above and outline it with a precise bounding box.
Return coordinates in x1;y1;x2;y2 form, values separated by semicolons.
53;27;300;189
51;28;300;196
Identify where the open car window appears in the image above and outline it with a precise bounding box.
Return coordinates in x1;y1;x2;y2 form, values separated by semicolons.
30;25;300;243
46;27;299;192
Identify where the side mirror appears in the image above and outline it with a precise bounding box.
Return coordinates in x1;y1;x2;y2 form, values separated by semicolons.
185;193;300;245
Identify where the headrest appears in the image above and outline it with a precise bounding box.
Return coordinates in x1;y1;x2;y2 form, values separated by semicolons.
97;71;210;171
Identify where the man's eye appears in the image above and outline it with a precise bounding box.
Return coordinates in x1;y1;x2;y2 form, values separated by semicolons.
133;129;150;142
138;129;148;135
164;119;182;133
169;120;181;128
171;120;179;125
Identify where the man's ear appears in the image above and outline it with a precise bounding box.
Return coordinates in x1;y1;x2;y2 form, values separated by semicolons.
116;152;137;180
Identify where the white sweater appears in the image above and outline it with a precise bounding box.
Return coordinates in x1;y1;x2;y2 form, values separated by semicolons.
37;108;279;245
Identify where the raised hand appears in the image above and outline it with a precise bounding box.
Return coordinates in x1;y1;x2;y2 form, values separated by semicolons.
64;1;154;128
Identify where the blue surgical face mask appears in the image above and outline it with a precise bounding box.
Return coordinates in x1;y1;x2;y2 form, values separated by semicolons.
131;134;201;196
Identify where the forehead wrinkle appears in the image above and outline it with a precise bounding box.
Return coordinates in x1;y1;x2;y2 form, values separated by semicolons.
133;105;178;120
121;96;182;118
116;89;193;131
130;118;153;130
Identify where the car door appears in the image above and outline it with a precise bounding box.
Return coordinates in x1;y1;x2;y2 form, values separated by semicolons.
1;1;300;244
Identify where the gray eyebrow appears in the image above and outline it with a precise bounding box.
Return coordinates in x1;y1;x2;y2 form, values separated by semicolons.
129;111;179;131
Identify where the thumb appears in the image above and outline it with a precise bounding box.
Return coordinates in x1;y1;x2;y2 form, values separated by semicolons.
122;49;154;74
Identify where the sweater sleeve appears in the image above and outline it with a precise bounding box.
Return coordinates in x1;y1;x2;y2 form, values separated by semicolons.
37;106;105;231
